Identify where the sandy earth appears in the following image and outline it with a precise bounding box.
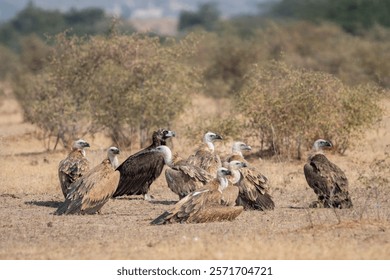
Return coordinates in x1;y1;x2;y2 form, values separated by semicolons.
0;90;389;260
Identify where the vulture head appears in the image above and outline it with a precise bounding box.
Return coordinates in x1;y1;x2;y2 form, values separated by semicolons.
312;139;332;152
228;160;248;170
107;146;120;169
72;139;90;156
232;141;252;154
204;132;223;143
203;131;223;152
216;167;232;191
153;129;176;145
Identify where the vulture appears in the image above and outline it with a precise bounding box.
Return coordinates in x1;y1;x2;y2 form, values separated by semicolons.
224;141;252;165
58;139;90;198
55;147;121;215
225;141;275;211
304;139;353;209
113;129;175;200
223;160;247;207
151;167;243;225
153;145;213;200
187;131;223;177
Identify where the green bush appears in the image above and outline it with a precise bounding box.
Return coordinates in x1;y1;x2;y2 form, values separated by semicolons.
236;61;383;159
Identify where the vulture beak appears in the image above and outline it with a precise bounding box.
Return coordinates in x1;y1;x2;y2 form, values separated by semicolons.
165;130;176;138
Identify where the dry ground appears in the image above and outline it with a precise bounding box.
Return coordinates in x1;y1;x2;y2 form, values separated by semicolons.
0;89;389;260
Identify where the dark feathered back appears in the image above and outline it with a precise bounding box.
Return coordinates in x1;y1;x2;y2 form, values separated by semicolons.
304;153;352;208
113;129;175;198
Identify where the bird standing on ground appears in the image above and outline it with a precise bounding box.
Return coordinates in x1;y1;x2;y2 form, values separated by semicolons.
304;139;353;209
58;139;90;198
113;129;175;201
55;147;121;215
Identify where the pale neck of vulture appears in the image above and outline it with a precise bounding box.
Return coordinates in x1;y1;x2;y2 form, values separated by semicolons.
218;176;229;192
203;137;215;152
230;169;241;184
108;154;119;169
161;148;173;167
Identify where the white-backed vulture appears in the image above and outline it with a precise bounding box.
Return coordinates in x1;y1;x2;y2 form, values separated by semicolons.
58;139;90;198
153;145;213;200
113;129;175;201
304;139;353;209
187;131;223;177
225;141;275;211
151;167;243;225
55;147;121;215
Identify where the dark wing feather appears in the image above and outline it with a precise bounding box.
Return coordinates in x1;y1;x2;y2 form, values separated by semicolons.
113;150;165;197
165;164;212;199
236;167;275;210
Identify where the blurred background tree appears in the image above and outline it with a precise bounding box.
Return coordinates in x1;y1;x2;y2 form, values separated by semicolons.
0;0;389;156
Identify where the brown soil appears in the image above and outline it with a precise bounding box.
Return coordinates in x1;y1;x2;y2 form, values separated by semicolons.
0;89;389;260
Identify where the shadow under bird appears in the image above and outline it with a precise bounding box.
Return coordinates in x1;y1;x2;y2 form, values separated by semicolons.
113;129;175;201
152;145;213;200
225;141;275;211
58;139;90;198
304;139;353;209
55;147;120;215
151;167;243;225
187;131;223;177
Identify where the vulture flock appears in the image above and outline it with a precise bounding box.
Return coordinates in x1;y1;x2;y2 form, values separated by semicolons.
55;129;353;224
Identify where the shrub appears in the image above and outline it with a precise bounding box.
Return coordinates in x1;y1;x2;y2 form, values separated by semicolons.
236;61;383;159
13;32;202;149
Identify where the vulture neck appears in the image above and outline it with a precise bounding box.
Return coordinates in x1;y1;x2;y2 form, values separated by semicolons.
308;145;324;161
161;149;173;167
218;176;229;192
152;134;166;148
232;150;243;158
73;148;86;157
230;169;241;184
204;138;215;152
108;154;119;169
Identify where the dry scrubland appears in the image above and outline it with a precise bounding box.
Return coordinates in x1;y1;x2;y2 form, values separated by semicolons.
0;91;389;260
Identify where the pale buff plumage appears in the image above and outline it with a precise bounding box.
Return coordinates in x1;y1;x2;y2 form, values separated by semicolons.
55;147;120;215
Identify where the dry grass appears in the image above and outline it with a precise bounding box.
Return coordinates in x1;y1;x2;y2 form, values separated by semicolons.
0;90;389;260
